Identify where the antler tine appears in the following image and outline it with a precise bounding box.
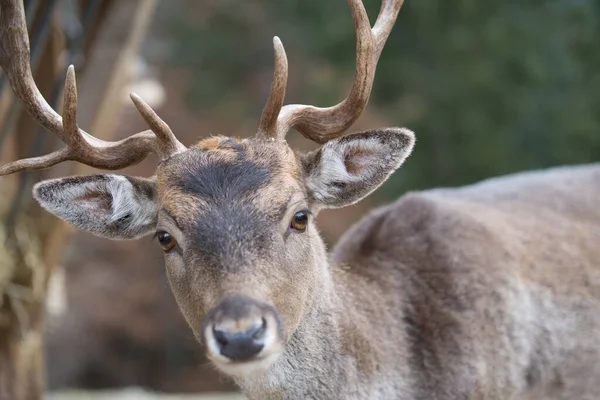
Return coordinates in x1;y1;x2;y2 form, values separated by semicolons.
130;93;186;157
62;65;80;145
257;36;288;138
372;0;404;62
0;0;185;176
257;0;404;144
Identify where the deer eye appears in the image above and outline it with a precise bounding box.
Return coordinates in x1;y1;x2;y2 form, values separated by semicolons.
155;231;177;252
290;210;309;232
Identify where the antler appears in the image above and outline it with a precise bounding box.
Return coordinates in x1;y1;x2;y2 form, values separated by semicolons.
257;0;404;144
0;0;185;176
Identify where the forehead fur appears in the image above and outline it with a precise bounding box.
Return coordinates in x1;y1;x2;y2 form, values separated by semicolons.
156;136;303;226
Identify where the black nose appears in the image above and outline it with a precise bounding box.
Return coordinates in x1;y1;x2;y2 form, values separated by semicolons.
203;295;281;362
213;318;267;361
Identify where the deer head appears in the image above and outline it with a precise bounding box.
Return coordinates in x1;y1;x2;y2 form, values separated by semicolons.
0;0;413;377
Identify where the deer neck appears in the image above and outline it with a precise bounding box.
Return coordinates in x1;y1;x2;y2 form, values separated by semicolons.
236;238;410;399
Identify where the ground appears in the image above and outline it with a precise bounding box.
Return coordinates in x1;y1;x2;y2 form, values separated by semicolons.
45;389;245;400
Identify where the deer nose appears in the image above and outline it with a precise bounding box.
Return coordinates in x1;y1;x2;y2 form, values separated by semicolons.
213;318;267;361
203;295;282;363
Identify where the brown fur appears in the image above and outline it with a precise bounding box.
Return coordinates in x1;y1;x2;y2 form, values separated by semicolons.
156;139;312;345
331;164;600;399
158;137;301;228
194;135;243;151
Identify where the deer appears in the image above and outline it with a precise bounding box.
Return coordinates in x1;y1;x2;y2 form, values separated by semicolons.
2;0;600;398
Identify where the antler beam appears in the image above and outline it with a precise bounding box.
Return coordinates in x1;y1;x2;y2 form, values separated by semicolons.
257;0;404;144
0;0;185;176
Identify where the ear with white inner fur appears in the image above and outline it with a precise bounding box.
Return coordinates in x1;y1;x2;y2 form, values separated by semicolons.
33;174;158;240
301;128;415;209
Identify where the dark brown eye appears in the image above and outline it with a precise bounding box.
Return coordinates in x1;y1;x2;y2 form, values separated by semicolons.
156;231;176;252
291;211;309;232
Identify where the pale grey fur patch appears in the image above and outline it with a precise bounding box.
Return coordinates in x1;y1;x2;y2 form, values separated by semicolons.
33;174;158;240
303;128;415;209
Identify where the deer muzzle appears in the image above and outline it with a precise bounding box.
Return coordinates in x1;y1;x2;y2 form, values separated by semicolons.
202;295;284;374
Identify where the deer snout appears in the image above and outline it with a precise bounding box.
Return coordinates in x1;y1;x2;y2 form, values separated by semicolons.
213;318;266;361
203;295;283;367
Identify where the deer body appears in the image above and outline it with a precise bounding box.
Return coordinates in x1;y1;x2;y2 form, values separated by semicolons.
231;163;600;400
2;0;600;398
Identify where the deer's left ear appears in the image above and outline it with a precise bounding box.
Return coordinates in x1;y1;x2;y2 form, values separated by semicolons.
301;128;415;209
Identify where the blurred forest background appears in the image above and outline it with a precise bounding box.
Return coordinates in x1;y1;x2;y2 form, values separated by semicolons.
1;0;599;397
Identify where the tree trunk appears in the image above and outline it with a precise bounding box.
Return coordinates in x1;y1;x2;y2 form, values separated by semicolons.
0;323;44;400
0;223;46;400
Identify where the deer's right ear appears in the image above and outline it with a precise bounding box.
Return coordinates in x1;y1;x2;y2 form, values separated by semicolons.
33;174;158;240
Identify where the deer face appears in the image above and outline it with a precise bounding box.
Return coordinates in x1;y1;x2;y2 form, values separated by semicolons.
31;129;414;376
156;136;316;376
